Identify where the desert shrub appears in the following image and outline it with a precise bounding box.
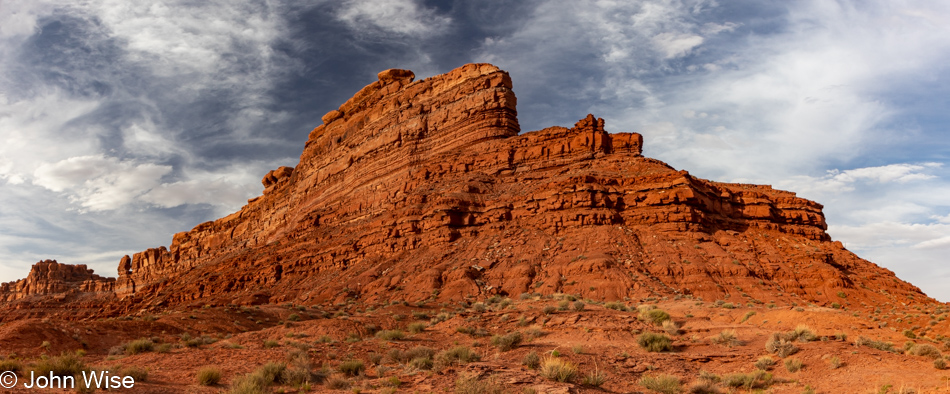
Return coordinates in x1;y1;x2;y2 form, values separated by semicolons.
338;360;364;376
572;344;584;354
0;359;22;373
228;373;269;394
687;381;722;394
639;308;671;325
472;302;487;313
639;374;681;394
543;305;557;314
723;370;772;389
33;352;87;377
784;357;803;372
573;301;586;312
155;343;172;353
558;300;570;311
522;351;540;369
287;313;300;322
904;330;917;339
935;358;947;370
791;325;817;342
434;346;479;369
754;355;776;370
490;332;523;351
367;352;383;365
605;301;627;311
409;356;433;370
829;355;843;369
408;322;426;334
765;333;799;358
376;330;405;341
710;330;740;347
196;366;222;386
120;365;148;381
907;344;942;359
124;338;154;355
387;346;436;364
698;370;721;383
582;369;607;387
638;332;673;352
855;337;898;353
525;327;546;340
282;350;316;385
662;320;681;336
539;357;577;382
262;340;280;348
325;376;350;390
455;373;503;394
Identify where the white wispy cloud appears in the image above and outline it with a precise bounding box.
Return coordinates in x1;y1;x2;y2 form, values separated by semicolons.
335;0;451;37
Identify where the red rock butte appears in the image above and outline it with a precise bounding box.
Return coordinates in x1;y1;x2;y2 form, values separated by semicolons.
0;63;934;319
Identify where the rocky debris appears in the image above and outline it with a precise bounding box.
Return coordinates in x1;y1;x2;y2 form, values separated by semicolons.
0;260;114;302
0;63;936;318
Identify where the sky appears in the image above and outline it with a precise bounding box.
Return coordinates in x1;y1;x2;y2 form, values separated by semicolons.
0;0;948;301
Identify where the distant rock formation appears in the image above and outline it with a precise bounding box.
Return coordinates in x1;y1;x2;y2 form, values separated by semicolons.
0;64;934;319
0;260;114;302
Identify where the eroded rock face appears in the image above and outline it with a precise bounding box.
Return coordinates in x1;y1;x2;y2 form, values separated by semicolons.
0;260;114;302
0;63;935;318
104;63;930;311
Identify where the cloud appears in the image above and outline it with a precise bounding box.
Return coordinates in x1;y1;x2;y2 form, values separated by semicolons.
779;162;941;196
33;155;172;211
335;0;451;37
653;32;703;59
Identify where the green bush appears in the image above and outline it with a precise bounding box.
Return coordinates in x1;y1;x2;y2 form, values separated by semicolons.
638;307;671;325
375;330;406;341
638;332;673;352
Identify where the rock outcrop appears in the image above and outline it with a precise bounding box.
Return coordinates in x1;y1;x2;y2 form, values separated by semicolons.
0;63;936;318
0;260;114;302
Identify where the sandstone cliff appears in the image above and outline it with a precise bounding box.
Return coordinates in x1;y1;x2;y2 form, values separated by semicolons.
101;63;928;313
0;64;934;319
0;260;114;302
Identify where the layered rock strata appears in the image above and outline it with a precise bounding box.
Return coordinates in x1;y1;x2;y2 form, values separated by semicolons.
0;64;933;318
0;260;114;302
104;63;927;312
